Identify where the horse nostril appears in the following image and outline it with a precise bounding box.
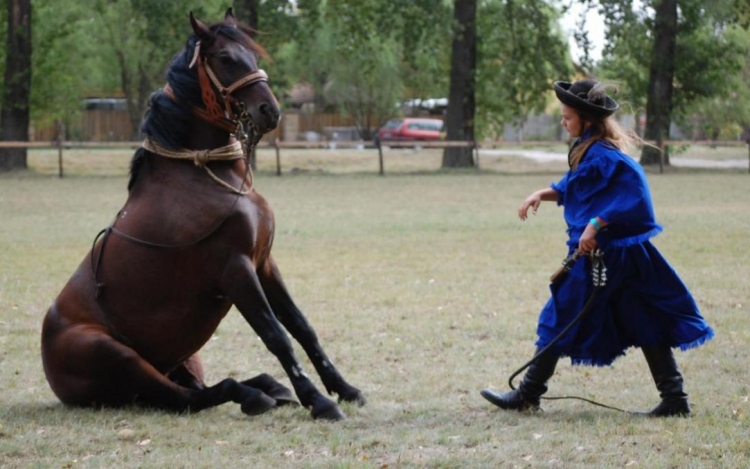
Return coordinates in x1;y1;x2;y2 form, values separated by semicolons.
259;103;280;127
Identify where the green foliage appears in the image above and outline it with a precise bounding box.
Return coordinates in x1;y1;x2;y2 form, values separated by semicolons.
325;33;405;137
675;26;750;139
476;0;572;139
30;0;99;126
597;0;749;133
10;0;749;144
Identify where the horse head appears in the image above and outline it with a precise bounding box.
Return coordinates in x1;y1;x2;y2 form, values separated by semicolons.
188;9;280;143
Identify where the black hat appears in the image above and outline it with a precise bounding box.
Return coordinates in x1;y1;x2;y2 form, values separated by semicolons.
553;79;619;119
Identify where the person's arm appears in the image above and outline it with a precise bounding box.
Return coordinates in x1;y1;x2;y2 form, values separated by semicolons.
518;187;559;220
578;216;608;253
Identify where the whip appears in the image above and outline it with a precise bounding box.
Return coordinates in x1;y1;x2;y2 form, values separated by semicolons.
506;248;629;413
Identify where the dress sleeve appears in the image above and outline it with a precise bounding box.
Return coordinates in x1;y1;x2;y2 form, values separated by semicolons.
577;153;653;226
550;172;569;206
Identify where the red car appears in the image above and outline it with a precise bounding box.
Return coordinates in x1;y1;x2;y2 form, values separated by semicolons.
374;117;444;146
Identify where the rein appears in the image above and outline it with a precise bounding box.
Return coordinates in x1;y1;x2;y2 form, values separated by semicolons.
507;249;630;413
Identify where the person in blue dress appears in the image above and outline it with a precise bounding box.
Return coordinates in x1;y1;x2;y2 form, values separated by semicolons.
480;79;714;417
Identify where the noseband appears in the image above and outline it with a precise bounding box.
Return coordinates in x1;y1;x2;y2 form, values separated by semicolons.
164;40;269;139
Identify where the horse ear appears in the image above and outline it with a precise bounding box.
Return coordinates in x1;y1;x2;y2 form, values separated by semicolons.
224;8;237;26
189;11;212;40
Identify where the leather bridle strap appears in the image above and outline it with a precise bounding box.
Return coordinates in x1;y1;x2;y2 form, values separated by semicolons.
188;40;269;134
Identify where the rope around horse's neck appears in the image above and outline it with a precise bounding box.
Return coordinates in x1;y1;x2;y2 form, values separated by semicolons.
141;137;253;194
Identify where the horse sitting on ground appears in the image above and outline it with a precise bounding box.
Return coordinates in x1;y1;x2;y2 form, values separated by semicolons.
41;9;364;421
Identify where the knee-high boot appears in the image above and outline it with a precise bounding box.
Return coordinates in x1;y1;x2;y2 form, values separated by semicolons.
639;344;691;417
480;349;558;412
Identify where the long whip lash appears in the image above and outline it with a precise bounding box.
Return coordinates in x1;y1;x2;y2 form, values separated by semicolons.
507;249;630;413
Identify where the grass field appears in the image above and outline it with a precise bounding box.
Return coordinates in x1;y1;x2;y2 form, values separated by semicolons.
1;150;749;468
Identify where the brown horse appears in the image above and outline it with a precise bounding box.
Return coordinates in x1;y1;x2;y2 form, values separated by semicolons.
41;10;364;421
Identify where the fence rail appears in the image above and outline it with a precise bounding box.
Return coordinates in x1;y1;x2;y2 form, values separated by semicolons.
1;139;748;177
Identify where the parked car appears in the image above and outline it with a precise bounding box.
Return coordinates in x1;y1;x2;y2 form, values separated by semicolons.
374;117;444;147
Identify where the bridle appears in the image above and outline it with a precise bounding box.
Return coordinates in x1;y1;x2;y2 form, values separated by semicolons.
152;39;273;194
164;40;270;147
94;35;273;343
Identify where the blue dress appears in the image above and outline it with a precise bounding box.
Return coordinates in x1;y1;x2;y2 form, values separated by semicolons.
538;139;714;366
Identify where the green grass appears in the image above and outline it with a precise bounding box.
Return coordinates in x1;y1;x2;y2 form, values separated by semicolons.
1;153;749;468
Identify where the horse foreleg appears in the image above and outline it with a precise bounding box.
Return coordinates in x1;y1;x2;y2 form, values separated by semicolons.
42;319;275;415
221;256;345;420
259;257;365;406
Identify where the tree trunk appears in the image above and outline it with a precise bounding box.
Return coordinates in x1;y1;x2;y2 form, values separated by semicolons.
234;0;258;32
640;0;677;166
442;0;477;168
0;0;32;171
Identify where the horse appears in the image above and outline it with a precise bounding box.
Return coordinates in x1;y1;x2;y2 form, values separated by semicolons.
41;9;364;421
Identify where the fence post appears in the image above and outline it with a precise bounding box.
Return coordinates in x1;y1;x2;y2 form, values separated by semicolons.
377;140;384;176
473;140;480;171
274;137;282;176
658;139;664;174
747;141;749;174
57;120;65;178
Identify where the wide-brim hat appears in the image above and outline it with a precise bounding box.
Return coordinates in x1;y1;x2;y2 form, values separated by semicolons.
554;80;619;119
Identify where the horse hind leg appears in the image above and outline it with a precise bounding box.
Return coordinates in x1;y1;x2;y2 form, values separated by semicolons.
167;354;206;390
42;324;275;416
241;373;298;407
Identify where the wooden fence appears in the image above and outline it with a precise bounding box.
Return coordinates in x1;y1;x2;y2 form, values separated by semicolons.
32;110;135;142
30;111;356;143
1;139;748;178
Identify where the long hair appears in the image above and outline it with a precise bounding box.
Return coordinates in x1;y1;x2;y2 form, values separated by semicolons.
568;116;639;170
567;82;651;170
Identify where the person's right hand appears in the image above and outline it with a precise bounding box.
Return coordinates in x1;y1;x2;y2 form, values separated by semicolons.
518;192;542;220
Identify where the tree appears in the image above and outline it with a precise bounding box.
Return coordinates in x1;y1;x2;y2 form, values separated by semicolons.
30;0;105;141
234;0;258;30
442;0;477;168
475;0;572;140
324;33;404;139
598;0;748;165
276;0;450;140
1;0;32;171
676;26;750;141
89;0;226;139
640;0;677;165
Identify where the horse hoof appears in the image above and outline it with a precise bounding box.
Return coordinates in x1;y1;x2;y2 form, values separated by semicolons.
339;389;366;407
311;404;347;421
273;395;300;408
267;386;299;407
240;392;276;416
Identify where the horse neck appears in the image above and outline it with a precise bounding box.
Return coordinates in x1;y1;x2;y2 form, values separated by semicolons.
185;123;235;151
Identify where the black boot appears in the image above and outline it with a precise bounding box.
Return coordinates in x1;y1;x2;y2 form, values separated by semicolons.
480;349;558;412
639;344;691;417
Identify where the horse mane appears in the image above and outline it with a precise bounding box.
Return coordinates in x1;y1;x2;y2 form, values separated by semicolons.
128;22;268;191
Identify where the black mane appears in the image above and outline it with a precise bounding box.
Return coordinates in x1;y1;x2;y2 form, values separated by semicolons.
128;23;266;191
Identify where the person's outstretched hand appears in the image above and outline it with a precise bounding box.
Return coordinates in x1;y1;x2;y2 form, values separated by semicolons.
518;193;542;220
